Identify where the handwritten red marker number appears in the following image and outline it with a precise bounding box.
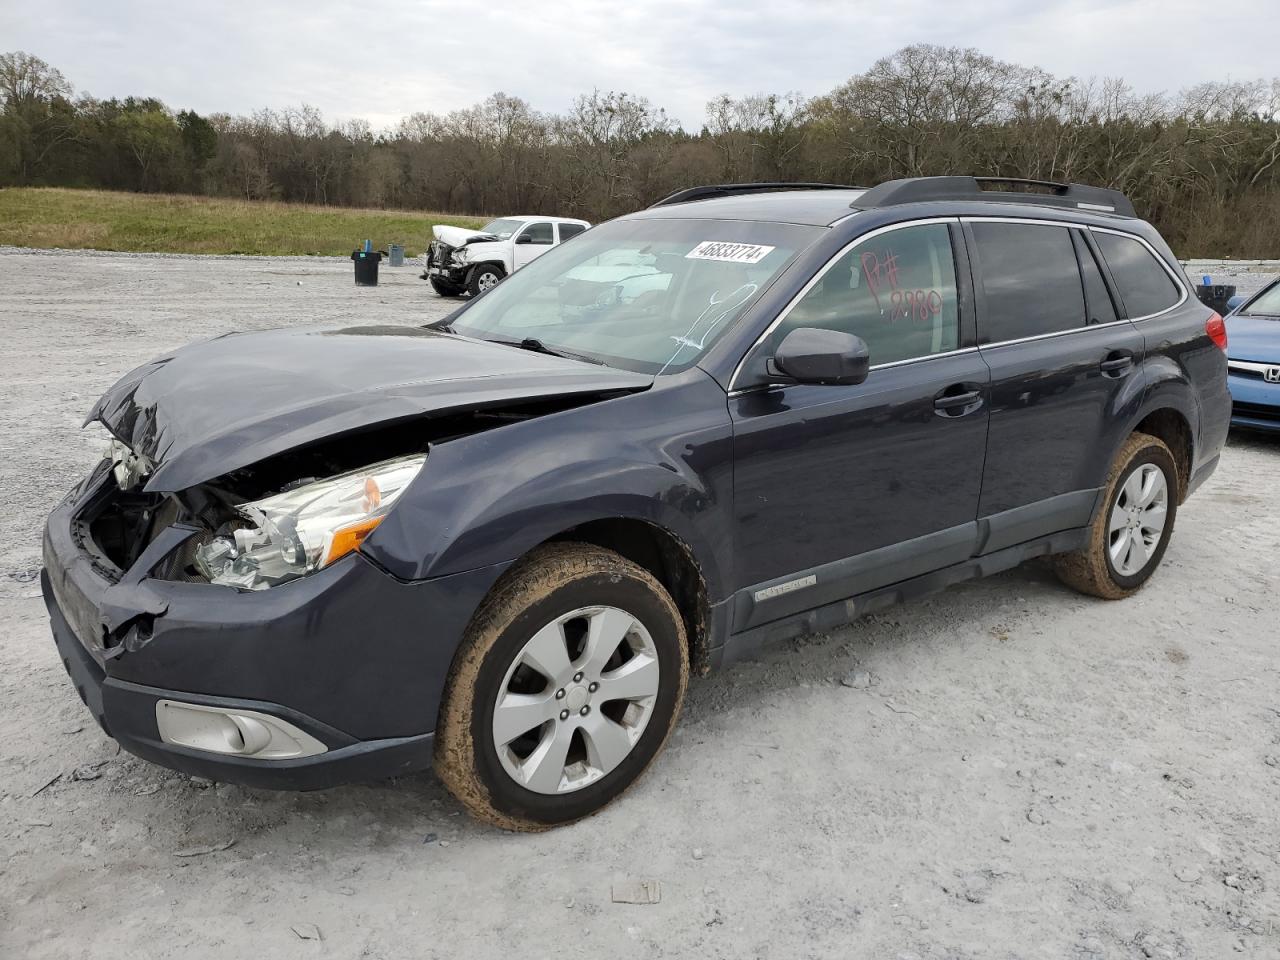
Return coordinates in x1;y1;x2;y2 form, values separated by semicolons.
890;289;944;324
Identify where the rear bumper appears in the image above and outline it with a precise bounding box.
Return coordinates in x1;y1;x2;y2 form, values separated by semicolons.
41;472;510;790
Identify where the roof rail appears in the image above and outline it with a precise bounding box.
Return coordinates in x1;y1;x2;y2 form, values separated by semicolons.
853;176;1137;218
649;182;862;208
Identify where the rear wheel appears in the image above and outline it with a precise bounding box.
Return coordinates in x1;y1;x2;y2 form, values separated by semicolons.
1053;431;1179;599
429;277;465;297
435;543;688;830
466;264;504;297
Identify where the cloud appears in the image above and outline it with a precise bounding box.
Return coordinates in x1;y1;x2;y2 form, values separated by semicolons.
3;0;1275;130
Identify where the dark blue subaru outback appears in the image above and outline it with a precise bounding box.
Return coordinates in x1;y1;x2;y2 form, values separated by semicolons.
42;177;1230;829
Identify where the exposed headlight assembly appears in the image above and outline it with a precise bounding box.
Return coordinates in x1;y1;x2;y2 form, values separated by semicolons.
452;245;470;264
195;455;426;590
107;437;152;491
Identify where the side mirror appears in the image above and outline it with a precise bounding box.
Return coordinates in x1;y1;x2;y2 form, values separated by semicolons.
1225;294;1246;314
515;233;534;244
767;327;870;386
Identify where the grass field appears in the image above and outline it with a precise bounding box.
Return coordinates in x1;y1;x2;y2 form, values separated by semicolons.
0;188;486;257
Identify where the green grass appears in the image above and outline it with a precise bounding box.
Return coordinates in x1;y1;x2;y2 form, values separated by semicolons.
0;187;486;257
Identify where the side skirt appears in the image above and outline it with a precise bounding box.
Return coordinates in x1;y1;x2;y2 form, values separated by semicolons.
710;526;1088;671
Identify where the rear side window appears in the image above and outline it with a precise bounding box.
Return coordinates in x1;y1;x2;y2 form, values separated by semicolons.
970;222;1085;341
558;222;586;242
768;221;960;367
522;222;554;244
1093;232;1181;318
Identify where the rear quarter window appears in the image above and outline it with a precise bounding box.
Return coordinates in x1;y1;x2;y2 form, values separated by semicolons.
1093;232;1182;318
558;223;587;241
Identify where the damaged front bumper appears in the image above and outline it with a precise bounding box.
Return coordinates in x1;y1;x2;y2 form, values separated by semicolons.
41;466;511;790
421;240;468;284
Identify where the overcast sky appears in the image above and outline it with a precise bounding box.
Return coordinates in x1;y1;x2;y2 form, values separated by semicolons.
3;0;1276;129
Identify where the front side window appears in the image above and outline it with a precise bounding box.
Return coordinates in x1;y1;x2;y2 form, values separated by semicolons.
971;222;1085;341
759;222;960;370
521;222;555;245
1093;232;1182;318
447;217;822;374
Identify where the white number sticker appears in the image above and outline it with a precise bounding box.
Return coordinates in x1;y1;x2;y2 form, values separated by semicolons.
685;241;776;264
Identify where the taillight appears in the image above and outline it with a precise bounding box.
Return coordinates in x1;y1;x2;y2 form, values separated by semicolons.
1206;312;1227;352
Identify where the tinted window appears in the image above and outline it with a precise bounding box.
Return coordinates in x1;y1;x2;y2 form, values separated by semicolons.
1094;232;1181;318
971;222;1085;341
1075;232;1119;326
558;222;586;242
522;222;554;244
767;222;960;368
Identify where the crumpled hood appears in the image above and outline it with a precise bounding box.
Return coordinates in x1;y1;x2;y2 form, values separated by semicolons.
432;224;499;247
88;325;651;493
1225;313;1280;363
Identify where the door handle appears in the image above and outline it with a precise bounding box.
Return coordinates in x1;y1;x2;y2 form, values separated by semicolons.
933;385;984;417
1099;351;1134;377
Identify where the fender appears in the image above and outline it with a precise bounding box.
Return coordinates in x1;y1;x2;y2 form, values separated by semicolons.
467;260;507;277
362;370;734;600
1106;352;1200;472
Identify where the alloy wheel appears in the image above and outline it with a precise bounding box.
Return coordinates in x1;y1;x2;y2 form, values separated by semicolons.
1108;463;1168;576
491;605;660;795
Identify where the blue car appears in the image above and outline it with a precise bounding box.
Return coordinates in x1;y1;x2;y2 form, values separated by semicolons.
1226;279;1280;431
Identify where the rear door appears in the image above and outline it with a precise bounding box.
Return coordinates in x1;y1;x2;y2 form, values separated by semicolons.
556;222;587;244
964;218;1145;552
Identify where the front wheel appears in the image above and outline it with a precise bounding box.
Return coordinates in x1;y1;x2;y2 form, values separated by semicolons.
435;543;688;830
1053;431;1179;599
466;264;504;297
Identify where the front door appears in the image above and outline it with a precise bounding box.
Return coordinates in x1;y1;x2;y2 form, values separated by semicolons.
514;221;555;269
963;219;1146;552
729;220;990;630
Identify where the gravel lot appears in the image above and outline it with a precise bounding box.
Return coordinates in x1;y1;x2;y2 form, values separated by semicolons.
2;248;1280;960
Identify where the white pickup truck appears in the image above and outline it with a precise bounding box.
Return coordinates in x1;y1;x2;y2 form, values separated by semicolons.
422;215;591;297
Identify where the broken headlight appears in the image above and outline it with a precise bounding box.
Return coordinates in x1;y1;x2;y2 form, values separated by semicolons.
194;454;426;590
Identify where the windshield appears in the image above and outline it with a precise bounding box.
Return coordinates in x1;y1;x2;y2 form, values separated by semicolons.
478;218;523;239
1241;283;1280;318
447;217;823;374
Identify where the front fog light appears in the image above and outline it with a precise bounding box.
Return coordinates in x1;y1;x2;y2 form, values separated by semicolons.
195;453;426;590
156;700;327;759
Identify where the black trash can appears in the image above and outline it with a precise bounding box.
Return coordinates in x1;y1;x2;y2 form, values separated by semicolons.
351;249;383;286
1194;283;1236;315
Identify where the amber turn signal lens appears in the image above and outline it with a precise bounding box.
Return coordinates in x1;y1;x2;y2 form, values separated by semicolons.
322;515;384;567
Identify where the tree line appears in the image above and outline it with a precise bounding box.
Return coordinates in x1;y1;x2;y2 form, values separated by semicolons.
3;46;1280;255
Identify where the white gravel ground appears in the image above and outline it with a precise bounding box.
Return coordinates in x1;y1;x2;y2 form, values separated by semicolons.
2;249;1280;960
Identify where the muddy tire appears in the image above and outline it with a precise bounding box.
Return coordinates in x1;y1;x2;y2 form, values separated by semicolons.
1053;431;1179;600
466;264;504;297
429;277;465;297
434;543;688;831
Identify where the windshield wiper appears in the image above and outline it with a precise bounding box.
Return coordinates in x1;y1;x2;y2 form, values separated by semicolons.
505;337;605;365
